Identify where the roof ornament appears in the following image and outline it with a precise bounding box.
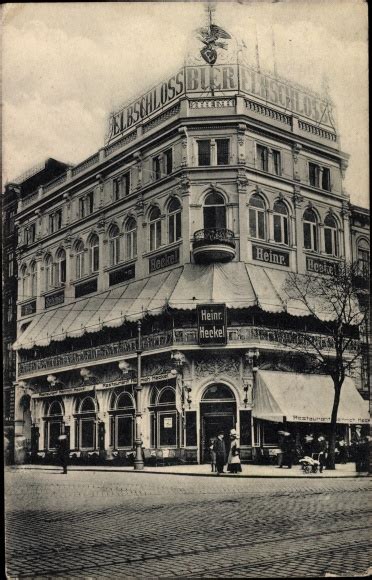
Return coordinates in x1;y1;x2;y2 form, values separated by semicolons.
196;3;231;67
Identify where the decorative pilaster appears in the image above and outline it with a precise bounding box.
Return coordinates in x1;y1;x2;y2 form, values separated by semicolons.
237;169;249;262
178;127;189;168
179;175;191;264
237;124;247;165
341;201;352;262
292;143;302;182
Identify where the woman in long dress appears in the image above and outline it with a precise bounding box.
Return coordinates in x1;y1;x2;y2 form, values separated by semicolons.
227;429;242;474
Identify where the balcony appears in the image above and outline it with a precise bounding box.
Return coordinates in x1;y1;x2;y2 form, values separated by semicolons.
192;228;236;263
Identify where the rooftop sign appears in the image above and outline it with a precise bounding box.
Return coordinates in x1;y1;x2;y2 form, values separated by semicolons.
107;64;335;143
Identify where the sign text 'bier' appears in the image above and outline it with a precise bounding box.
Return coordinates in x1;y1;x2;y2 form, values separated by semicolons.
197;304;227;346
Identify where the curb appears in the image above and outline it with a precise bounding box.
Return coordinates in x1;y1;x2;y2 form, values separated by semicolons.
7;466;370;479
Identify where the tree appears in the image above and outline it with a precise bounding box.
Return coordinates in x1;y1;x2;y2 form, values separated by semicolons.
282;262;368;470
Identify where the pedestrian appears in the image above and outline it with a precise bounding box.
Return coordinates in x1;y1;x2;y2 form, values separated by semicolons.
302;434;314;457
351;425;365;473
313;434;327;473
57;434;69;474
280;431;294;468
277;430;287;468
209;438;217;472
337;437;347;464
227;429;242;474
213;431;227;475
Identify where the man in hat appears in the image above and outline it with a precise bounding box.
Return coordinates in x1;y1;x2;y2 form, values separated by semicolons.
57;434;69;474
351;425;365;473
213;431;227;475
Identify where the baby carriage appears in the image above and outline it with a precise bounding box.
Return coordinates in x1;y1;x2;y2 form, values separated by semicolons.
299;452;324;474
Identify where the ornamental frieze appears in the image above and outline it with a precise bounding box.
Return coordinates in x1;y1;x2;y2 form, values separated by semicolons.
194;354;240;377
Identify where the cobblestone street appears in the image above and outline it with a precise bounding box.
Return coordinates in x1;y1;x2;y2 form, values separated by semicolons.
5;468;372;578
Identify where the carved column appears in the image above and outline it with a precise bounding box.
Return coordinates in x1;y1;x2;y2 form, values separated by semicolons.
64;233;73;304
237;124;247;165
179;176;191;264
35;247;43;313
237;171;249;262
97;217;106;291
292;143;302;182
267;209;274;243
178;127;189;168
292;188;304;272
135;195;145;279
341;201;352;262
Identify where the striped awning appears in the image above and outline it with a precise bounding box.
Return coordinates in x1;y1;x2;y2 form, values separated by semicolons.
13;262;351;350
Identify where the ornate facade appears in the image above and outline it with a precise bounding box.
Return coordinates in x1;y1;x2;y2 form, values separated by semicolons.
10;47;369;464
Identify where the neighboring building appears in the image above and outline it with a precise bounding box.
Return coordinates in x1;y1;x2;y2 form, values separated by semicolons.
2;159;69;462
350;204;370;403
11;41;368;464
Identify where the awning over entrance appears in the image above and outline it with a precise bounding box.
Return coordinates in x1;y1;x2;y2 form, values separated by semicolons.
13;262;357;350
253;371;369;424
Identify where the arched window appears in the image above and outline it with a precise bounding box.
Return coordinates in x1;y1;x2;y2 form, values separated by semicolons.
46;400;63;450
109;225;120;266
357;239;369;278
30;262;37;297
149;207;162;251
273;200;289;245
324;214;338;256
203;192;226;230
202;384;235;400
124;218;137;261
110;392;135;449
75;240;85;279
249;194;266;240
168;198;182;244
149;386;177;448
45;255;54;291
21;265;28;299
303;208;318;252
89;234;99;273
77;396;97;450
56;249;66;285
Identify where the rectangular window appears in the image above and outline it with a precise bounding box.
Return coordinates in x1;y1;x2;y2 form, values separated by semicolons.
49;422;62;449
153;156;162;180
216;139;229;165
358;250;370;278
79;192;94;218
309;163;320;187
164;149;173;175
27;223;36;244
49;209;62;233
249;209;265;240
7;296;13;322
198;140;211;166
262;421;278;445
116;416;133;448
257;144;269;172
239;410;252;446
168;212;181;244
8;210;15;233
159;412;177;447
150;221;162;252
113;173;130;200
272;150;281;175
81;419;95;449
274;214;288;245
322;167;331;191
8;252;14;277
185;411;197;446
324;228;335;256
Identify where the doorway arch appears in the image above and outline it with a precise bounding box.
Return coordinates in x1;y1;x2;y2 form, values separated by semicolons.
200;383;237;463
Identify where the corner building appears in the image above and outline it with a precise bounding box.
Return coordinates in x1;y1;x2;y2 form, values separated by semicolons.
13;46;369;464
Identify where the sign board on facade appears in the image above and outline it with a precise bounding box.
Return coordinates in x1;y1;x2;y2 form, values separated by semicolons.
164;417;173;428
252;245;289;267
75;278;98;298
21;300;36;317
109;264;135;287
149;248;180;273
45;290;64;309
108;64;334;143
306;257;339;276
197;304;227;346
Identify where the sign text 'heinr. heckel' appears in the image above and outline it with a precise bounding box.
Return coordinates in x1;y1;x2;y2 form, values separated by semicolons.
197;304;227;346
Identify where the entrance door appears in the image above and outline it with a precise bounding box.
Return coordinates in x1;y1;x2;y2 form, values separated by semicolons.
201;413;235;463
200;383;237;463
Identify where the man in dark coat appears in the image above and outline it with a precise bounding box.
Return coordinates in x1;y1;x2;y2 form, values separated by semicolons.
351;425;366;473
57;434;69;474
213;431;227;475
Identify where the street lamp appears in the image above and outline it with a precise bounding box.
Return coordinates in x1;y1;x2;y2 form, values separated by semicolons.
134;320;144;470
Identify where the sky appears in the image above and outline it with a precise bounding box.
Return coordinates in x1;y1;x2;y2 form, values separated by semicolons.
2;0;369;207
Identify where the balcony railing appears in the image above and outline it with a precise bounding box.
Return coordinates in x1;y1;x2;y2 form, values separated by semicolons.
17;325;359;377
193;228;236;263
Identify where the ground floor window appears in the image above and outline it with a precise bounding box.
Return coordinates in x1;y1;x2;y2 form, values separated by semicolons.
80;418;96;449
49;421;62;449
75;395;97;450
149;386;178;448
117;415;134;448
109;390;135;449
45;400;63;450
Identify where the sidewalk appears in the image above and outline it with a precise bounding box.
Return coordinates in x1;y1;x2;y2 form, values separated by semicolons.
8;462;369;478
